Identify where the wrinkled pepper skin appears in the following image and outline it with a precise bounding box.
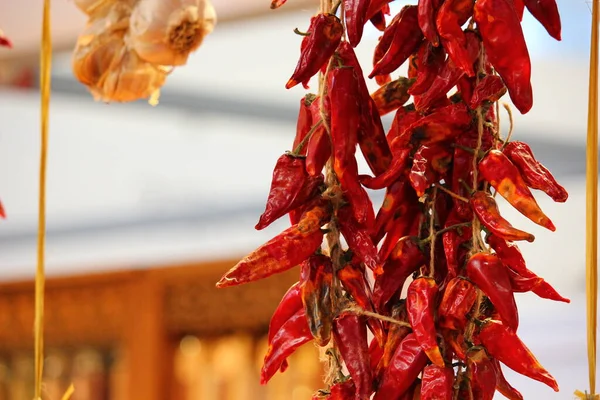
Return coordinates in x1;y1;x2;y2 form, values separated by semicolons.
436;0;476;76
466;347;498;400
420;365;454;400
470;74;508;109
523;0;561;41
372;179;410;244
286;14;344;89
479;149;555;231
471;191;536;242
474;0;533;114
337;205;380;272
371;77;414;116
300;255;333;346
406;103;473;147
466;252;519;331
438;277;477;330
344;0;371;47
373;333;428;400
360;149;410;190
409;43;446;96
493;358;525;400
329;379;357;399
503;141;568;202
406;277;445;367
293;94;316;155
333;314;373;400
442;208;472;277
372;12;402;85
268;281;302;373
217;201;329;288
479;319;559;391
379;301;411;373
418;0;442;46
409;144;452;197
261;308;312;384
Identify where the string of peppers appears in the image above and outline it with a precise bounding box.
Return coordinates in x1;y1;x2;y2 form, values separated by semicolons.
217;0;568;398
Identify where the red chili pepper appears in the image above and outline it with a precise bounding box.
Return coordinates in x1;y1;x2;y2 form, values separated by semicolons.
372;179;410;245
329;379;357;399
268;281;302;373
409;144;452;197
366;0;393;20
479;149;555;231
369;6;423;79
337;205;380;272
374;239;425;312
470;191;536;242
406;276;444;367
371;77;414;116
328;66;375;227
442;328;467;361
493;358;525;400
523;0;561;41
333;313;373;400
466;252;519;330
270;0;287;9
450;147;474;220
503;141;568;203
470;74;507;109
442;208;472;277
373;333;428;400
378;302;411;373
406;102;472;147
436;0;476;76
466;347;497;400
293;94;317;155
388;105;421;148
372;13;402;86
513;0;525;19
261;308;312;384
413;31;479;112
360;149;410;190
217;201;329;288
479;319;559;391
486;234;570;303
420;365;454;400
306;100;331;177
474;0;533;114
286;13;344;89
418;0;442;46
300;254;333;346
408;43;446;96
506;267;543;293
379;205;421;264
370;337;384;376
370;10;387;31
344;0;370;47
438;277;477;330
457;76;476;106
256;153;323;230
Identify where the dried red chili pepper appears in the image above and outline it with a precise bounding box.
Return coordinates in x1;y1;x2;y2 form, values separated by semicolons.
361;149;410;190
300;254;333;346
372;179;410;244
466;347;497;400
479;319;559;391
450;147;474;220
466;252;519;330
493;358;524;400
329;379;357;399
286;13;343;89
268;281;302;372
470;74;507;109
418;0;442;46
471;191;536;242
474;0;533;114
513;0;525;19
270;0;286;9
305;103;331;177
479;149;555;231
370;337;384;374
443;328;467;361
369;6;423;78
378;302;411;372
438;277;477;330
406;102;473;147
442;208;472;277
337;205;379;272
261;308;312;384
409;144;452;197
333;313;373;399
370;10;387;31
524;0;561;41
377;199;421;261
374;239;425;312
256;153;323;230
409;43;446;96
372;13;401;86
344;0;370;47
217;201;329;288
406;276;444;367
366;0;393;20
436;0;476;76
503;141;568;203
293;94;317;155
372;77;414;116
486;234;570;303
373;333;428;400
388;105;421;148
506;267;544;293
420;365;454;400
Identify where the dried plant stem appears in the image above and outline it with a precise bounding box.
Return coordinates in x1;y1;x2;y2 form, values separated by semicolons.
428;188;438;278
345;304;412;328
434;183;468;203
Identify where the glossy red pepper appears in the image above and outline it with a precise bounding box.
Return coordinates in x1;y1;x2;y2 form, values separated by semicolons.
256;153;323;230
442;208;472;277
337;205;380;272
436;0;476;76
370;10;387;31
503;141;568;202
378;200;420;261
409;144;452;197
373;333;428;400
388;105;421;148
372;13;402;86
329;379;357;399
524;0;561;41
493;358;524;400
300;254;333;346
418;0;442;46
286;14;343;89
333;313;373;399
466;252;519;330
305;100;331;177
360;149;410;190
506;267;543;293
407;276;444;366
268;281;302;373
470;191;536;242
217;201;329;288
466;347;497;400
293;94;317;155
479;319;559;391
438;277;477;330
513;0;525;19
470;74;507;109
486;234;570;303
366;0;394;20
372;179;409;244
409;43;446;96
479;149;555;231
370;337;384;377
369;6;423;78
261;307;312;383
371;77;414;116
420;365;454;400
406;102;473;147
378;302;411;373
344;0;370;47
474;0;533;114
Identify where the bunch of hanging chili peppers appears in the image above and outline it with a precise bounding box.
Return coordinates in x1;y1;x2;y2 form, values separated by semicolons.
217;0;567;398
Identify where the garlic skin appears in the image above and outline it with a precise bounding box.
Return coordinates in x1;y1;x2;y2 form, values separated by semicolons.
74;0;136;16
128;0;216;66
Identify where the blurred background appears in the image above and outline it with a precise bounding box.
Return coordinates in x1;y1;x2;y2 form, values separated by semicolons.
0;0;594;399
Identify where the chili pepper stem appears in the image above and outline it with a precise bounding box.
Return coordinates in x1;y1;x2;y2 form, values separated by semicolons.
435;183;469;203
292;119;323;155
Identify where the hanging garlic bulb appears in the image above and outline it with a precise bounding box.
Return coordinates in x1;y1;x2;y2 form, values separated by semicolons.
74;0;136;16
128;0;216;66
